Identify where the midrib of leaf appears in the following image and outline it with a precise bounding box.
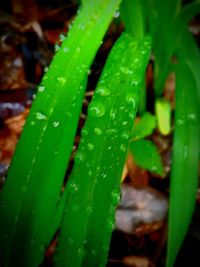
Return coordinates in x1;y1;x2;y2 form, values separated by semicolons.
0;1;122;267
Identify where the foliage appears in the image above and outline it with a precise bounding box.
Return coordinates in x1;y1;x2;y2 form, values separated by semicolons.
0;0;199;267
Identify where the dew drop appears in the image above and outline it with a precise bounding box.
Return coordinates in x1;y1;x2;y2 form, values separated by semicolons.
87;69;92;75
88;170;92;176
36;112;47;120
87;143;94;151
129;110;136;119
53;121;60;128
75;151;86;163
57;77;67;86
91;249;97;256
188;113;196;121
89;101;105;117
96;87;111;96
110;109;117;120
119;144;126;152
44;67;49;73
55;44;60;52
59;33;66;42
76;46;81;53
77;247;86;258
111;189;120;204
114;11;120;18
86;205;93;213
121;131;129;139
105;128;117;135
78;23;85;30
38;85;45;92
131;80;139;86
63;47;69;53
125;93;136;108
31;121;35;126
151;166;158;172
94;127;103;135
122;121;128;126
68;181;79;193
178;119;184;125
82;128;88;136
107;218;115;232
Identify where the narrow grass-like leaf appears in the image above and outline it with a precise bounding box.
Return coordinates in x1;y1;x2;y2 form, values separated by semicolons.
55;33;152;267
167;63;200;267
131;112;156;140
176;29;200;104
0;1;122;266
120;0;145;37
120;0;147;113
153;1;200;95
155;98;171;136
129;139;163;176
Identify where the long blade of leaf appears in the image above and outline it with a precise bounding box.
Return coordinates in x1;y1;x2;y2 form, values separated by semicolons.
0;1;122;266
153;1;200;95
55;33;152;267
167;62;200;267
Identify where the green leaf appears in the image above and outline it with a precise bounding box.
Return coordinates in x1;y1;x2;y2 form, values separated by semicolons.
166;56;200;267
120;0;146;37
55;33;152;267
131;112;156;140
175;29;200;105
0;1;122;267
153;1;200;96
155;98;171;135
129;139;163;176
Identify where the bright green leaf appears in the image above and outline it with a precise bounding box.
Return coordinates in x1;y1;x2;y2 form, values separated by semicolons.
129;139;163;176
166;55;200;267
131;112;156;140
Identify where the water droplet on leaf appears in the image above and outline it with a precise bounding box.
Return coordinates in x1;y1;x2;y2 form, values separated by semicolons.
38;85;45;92
53;121;60;128
36;112;47;120
63;47;69;53
89;101;105;117
96;87;111;96
57;77;67;86
125;93;136;108
87;143;94;150
75;151;86;163
94;127;103;135
119;144;126;152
